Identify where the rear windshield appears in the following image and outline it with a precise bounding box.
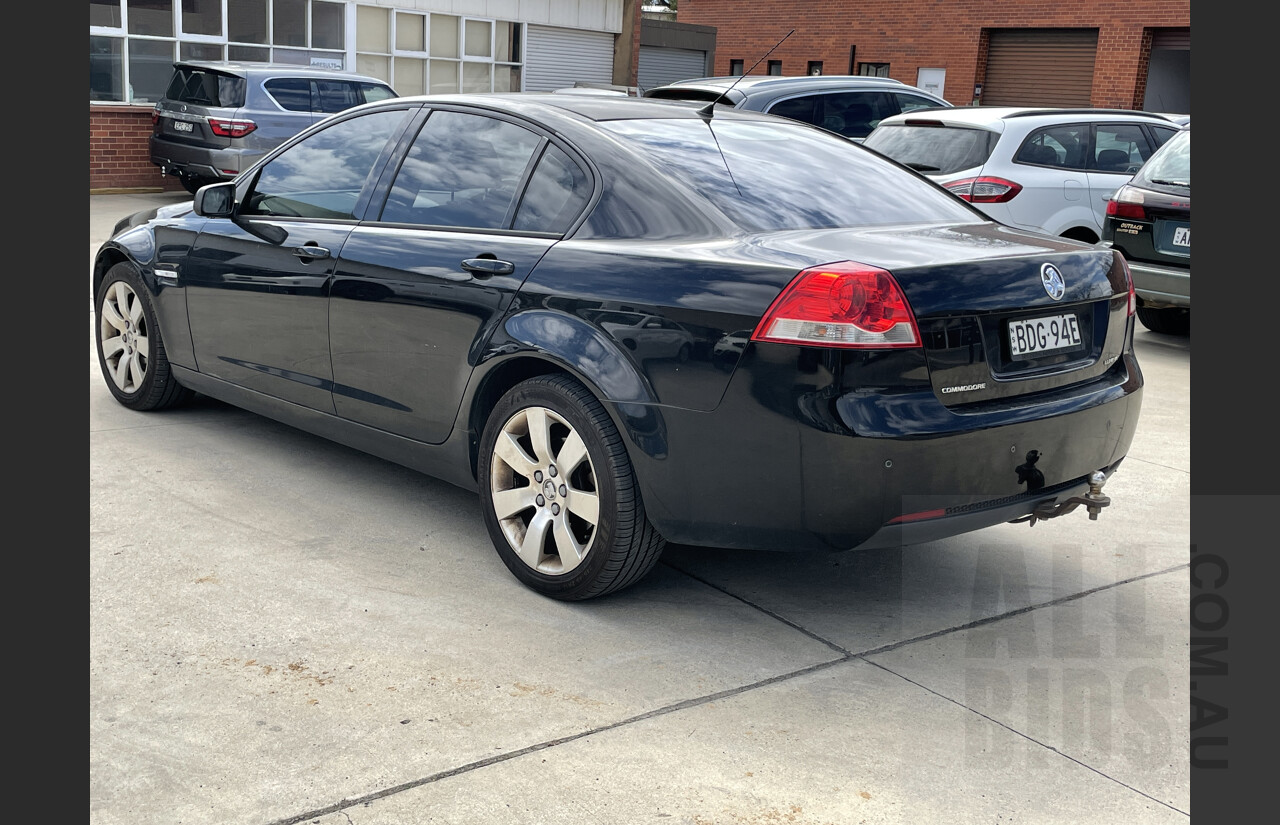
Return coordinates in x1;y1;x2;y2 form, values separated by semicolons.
164;68;246;108
602;118;980;232
1133;129;1190;191
862;123;997;175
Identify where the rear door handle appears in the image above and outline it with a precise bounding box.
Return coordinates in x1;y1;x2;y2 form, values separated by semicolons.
461;258;515;278
292;244;330;261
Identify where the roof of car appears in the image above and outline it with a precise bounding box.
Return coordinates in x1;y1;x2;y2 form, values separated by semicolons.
652;74;909;92
876;105;1180;129
382;91;789;124
173;60;390;84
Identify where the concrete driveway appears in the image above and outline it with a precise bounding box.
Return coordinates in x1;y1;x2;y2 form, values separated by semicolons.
90;193;1190;825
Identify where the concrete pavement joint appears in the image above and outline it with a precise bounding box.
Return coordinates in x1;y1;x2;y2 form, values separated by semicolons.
862;657;1190;817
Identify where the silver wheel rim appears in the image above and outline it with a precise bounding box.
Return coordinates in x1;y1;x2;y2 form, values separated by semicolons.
489;405;600;575
99;280;149;394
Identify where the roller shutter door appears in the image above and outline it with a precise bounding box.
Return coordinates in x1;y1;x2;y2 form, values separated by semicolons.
638;46;706;91
1151;29;1190;50
524;26;615;92
982;29;1098;107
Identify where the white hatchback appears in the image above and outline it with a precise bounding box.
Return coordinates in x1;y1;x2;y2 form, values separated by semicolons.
863;107;1183;242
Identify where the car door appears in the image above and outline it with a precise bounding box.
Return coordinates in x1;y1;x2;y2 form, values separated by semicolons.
1085;122;1161;228
328;107;594;444
182;106;416;411
1004;122;1093;235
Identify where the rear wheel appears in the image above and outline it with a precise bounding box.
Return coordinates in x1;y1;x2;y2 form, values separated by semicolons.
95;262;193;411
1136;305;1190;335
477;375;666;600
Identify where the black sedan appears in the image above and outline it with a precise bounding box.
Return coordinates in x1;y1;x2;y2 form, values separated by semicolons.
1100;124;1190;335
93;93;1143;600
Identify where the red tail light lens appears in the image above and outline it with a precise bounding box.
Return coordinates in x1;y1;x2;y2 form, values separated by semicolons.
151;105;160;126
943;176;1023;203
207;117;257;138
1113;252;1136;316
751;261;921;349
1106;184;1147;220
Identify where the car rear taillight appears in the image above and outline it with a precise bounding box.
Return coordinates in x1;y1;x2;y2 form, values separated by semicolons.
1106;184;1147;220
207;117;257;138
151;105;160;126
751;261;921;349
943;176;1022;203
1114;252;1136;316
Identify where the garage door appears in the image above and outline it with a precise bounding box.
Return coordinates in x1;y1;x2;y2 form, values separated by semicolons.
638;45;707;92
524;26;615;92
982;29;1098;107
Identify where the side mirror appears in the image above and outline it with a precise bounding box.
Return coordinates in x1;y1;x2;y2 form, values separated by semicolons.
193;181;236;218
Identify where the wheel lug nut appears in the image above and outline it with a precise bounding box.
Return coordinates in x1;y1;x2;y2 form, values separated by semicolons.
536;494;545;506
534;471;543;482
548;465;557;477
559;485;567;497
551;503;560;515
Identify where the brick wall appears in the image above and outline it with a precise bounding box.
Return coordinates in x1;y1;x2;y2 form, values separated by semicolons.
90;104;185;193
677;0;1190;109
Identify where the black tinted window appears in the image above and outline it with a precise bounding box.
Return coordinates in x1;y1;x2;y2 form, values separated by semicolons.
241;109;408;219
264;78;312;111
1022;124;1090;170
894;92;941;113
604;118;979;231
315;80;358;114
166;68;245;107
765;96;819;125
380;111;544;230
820;91;894;138
513;145;592;234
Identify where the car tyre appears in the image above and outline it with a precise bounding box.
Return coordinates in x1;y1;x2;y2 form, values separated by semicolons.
478;374;666;600
95;262;193;411
1136;305;1190;335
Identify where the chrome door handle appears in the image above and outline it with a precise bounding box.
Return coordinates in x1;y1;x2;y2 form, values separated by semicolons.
461;258;515;277
292;245;330;261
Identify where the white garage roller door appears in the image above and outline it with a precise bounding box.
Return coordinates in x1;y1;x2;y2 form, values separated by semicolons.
524;26;615;92
638;46;706;92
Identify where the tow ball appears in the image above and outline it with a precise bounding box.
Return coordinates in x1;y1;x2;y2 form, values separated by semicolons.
1009;471;1111;526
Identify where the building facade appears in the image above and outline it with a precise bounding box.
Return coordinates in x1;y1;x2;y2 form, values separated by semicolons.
677;0;1189;114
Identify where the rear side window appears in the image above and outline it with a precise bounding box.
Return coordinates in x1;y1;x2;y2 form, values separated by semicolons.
768;91;894;140
164;68;245;107
1019;123;1090;170
765;95;819;126
513;145;592;234
862;124;996;175
894;92;942;113
264;78;312;112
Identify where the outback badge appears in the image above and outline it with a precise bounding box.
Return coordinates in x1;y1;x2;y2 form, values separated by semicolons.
1041;263;1066;300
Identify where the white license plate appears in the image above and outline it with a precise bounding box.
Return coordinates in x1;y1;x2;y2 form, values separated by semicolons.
1173;226;1190;247
1008;313;1082;357
172;120;194;133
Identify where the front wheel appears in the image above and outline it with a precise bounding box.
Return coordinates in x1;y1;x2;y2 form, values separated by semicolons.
477;375;666;600
95;262;193;411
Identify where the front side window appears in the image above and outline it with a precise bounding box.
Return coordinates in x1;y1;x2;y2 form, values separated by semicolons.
1092;123;1154;172
241;109;409;220
379;110;544;230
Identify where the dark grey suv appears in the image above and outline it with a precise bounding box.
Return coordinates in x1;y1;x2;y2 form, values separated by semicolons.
643;75;950;141
150;61;397;194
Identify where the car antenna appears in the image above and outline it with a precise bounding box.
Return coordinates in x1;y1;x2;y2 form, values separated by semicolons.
697;29;795;119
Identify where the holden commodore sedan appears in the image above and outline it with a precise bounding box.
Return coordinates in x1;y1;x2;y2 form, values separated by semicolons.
93;93;1143;600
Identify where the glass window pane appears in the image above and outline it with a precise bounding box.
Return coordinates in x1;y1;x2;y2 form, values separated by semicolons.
514;145;591;234
430;14;458;58
381;110;543;229
128;0;173;36
356;54;390;82
273;0;306;47
396;12;425;52
180;42;223;61
394;57;425;96
243;109;410;220
493;65;521;93
229;44;270;61
462;62;491;93
495;22;520;63
271;47;310;65
464;19;491;58
357;5;389;52
312;1;343;50
127;38;175;103
91;1;123;28
228;0;267;43
264;77;312;111
90;35;124;101
181;0;221;36
314;80;359;114
360;82;397;103
429;59;457;94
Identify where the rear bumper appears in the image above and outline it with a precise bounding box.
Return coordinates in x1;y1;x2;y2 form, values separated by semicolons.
620;346;1142;552
1128;259;1190;309
149;135;263;180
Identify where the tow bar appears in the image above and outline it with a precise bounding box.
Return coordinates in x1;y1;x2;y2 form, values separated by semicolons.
1009;471;1111;526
